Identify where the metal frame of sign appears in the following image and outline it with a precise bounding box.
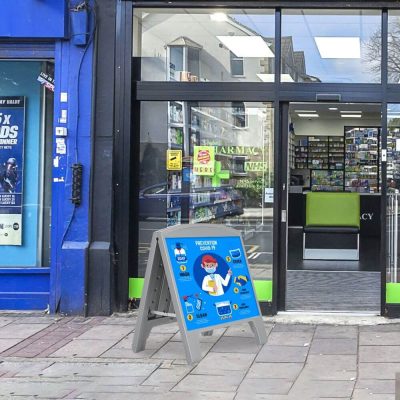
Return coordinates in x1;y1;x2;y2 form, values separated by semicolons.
132;224;267;364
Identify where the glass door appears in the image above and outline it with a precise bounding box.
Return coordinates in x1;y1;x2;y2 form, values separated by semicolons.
137;101;275;303
284;102;382;312
386;105;400;308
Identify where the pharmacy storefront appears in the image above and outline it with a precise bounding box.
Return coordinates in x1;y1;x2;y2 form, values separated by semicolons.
115;1;400;317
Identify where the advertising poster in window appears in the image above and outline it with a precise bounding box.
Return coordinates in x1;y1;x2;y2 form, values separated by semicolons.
193;146;215;176
165;236;260;331
0;96;25;245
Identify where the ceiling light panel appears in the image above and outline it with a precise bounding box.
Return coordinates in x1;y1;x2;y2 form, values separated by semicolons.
341;114;362;118
298;114;320;118
217;36;275;58
210;13;228;22
314;37;361;59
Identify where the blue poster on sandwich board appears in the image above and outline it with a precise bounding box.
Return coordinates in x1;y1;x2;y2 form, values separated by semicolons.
165;236;260;331
0;96;25;245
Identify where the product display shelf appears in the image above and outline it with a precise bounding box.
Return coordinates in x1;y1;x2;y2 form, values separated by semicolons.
294;136;308;170
308;136;329;170
289;131;295;169
188;105;246;224
388;127;400;182
311;170;344;192
344;127;380;193
191;106;247;131
167;100;186;226
328;136;345;170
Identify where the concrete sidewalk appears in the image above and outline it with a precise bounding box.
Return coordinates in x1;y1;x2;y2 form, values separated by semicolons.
0;313;399;399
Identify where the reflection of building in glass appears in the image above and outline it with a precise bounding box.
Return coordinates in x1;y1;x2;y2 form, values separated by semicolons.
135;11;312;83
136;12;275;82
281;37;320;83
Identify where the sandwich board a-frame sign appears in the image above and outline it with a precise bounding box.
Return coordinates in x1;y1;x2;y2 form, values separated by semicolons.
132;224;267;364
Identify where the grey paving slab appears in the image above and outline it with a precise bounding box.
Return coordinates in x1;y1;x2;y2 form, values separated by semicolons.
48;339;119;358
246;362;303;380
101;347;157;359
355;379;395;394
172;371;243;392
192;352;256;374
234;394;291;400
211;336;263;354
358;363;400;380
352;389;395;399
151;322;180;334
142;364;192;386
100;316;136;325
310;338;358;355
256;345;309;363
97;338;165;357
237;377;293;395
314;325;358;339
360;332;400;346
360;346;400;363
360;325;400;332
0;338;22;353
0;317;13;328
120;332;174;350
76;391;236;400
224;323;273;338
151;340;213;360
77;324;134;340
272;323;316;332
0;361;54;377
289;378;355;398
171;328;225;343
13;316;59;324
301;354;357;381
40;361;159;377
266;331;313;346
0;380;74;398
0;323;50;339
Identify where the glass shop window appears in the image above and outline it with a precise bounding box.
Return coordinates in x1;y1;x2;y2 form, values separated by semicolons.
133;8;275;82
0;61;53;267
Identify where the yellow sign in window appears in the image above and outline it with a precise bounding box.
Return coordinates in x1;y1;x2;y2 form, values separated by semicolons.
166;149;182;171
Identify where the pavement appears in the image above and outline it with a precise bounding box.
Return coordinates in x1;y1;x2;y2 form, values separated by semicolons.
0;312;400;399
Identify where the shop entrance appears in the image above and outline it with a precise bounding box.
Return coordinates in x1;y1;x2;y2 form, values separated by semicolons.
283;102;382;312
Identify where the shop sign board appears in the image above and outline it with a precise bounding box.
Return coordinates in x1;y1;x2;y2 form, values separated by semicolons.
0;97;25;245
132;224;267;364
166;149;182;171
193;146;215;176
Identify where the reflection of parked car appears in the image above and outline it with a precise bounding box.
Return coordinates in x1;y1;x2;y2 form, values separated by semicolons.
139;183;168;220
139;182;244;221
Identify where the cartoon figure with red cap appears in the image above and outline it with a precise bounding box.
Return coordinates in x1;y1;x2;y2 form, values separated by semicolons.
201;254;232;296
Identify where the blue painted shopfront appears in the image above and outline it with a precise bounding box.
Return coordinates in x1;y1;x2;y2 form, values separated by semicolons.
0;0;94;313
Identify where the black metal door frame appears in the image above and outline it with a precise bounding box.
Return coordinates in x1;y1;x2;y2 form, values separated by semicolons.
277;97;387;314
114;2;397;314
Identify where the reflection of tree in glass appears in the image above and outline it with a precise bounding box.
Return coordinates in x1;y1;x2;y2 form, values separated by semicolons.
364;26;400;83
364;28;382;82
